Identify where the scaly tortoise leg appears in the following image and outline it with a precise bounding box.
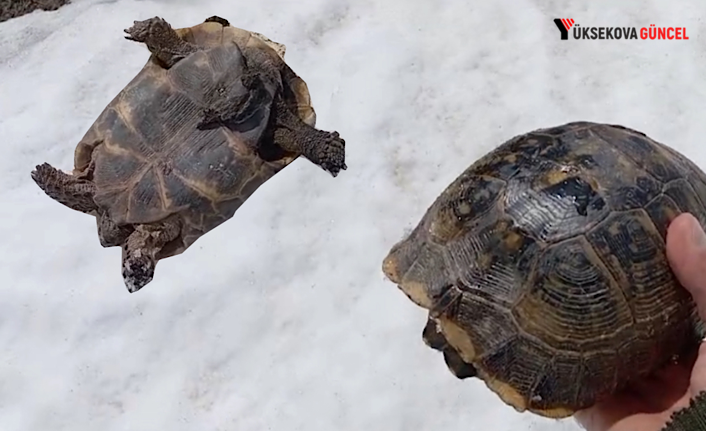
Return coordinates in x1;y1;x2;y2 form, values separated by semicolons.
31;163;98;213
271;95;347;177
422;317;478;379
31;163;135;248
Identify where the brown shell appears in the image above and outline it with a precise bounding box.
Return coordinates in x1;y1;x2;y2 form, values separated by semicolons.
383;122;706;417
72;20;314;255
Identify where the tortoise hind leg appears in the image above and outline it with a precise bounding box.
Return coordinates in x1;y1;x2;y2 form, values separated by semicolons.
121;219;180;293
124;17;199;68
442;349;478;379
271;95;347;177
31;163;98;213
422;317;477;379
32;163;135;248
97;214;134;248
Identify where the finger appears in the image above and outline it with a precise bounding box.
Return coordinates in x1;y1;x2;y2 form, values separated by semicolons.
630;360;693;411
654;349;698;385
690;342;706;396
574;390;644;430
666;213;706;318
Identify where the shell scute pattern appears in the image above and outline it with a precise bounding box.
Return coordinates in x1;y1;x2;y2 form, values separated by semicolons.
383;122;705;417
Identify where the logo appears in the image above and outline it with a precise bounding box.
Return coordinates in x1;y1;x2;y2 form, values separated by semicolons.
553;19;689;41
553;19;574;40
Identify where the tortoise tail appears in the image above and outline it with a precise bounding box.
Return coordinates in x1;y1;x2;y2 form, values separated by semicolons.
31;163;98;214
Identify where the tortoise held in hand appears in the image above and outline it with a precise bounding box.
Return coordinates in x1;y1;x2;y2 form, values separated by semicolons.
383;122;706;417
31;16;346;293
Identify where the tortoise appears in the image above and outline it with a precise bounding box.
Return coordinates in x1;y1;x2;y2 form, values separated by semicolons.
31;16;346;293
382;121;706;418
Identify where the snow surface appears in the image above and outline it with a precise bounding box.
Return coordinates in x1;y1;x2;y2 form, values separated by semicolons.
0;0;704;430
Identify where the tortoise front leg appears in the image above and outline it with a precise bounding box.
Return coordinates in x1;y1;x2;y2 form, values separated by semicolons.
121;219;180;293
124;17;199;68
31;163;99;213
271;95;347;177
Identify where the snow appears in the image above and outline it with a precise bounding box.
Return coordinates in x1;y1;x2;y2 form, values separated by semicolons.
0;0;703;430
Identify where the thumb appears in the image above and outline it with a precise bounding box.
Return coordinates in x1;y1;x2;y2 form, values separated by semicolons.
667;213;706;320
666;213;706;396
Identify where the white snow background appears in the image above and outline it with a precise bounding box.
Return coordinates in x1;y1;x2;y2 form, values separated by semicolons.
0;0;704;430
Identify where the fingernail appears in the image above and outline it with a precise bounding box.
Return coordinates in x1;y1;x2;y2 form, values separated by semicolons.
690;215;706;249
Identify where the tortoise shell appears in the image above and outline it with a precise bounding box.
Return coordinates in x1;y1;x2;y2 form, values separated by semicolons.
382;122;706;417
72;19;315;255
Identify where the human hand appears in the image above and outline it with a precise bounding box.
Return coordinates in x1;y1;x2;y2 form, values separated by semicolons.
574;213;706;430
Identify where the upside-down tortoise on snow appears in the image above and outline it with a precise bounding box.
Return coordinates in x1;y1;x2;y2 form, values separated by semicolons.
382;122;706;418
31;16;346;292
